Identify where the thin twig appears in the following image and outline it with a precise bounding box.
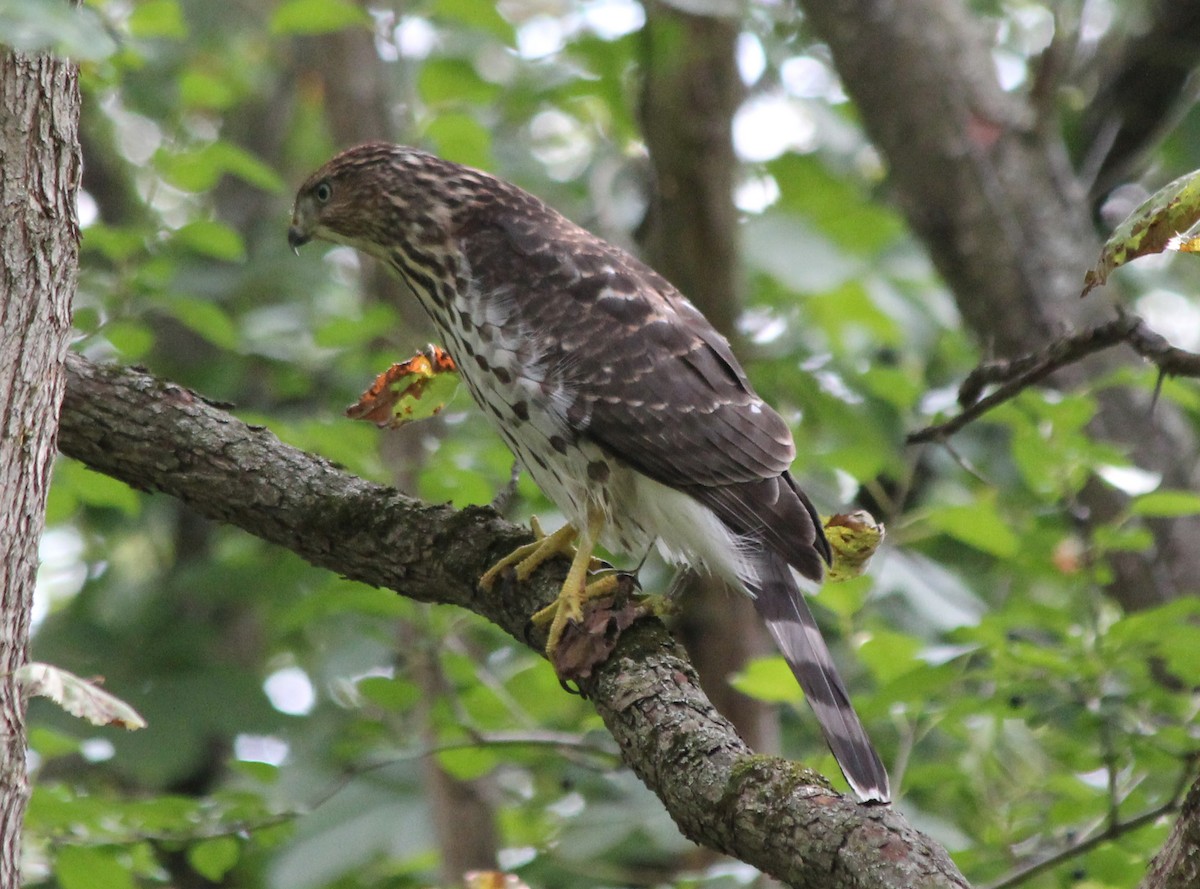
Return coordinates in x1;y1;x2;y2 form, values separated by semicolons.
908;312;1200;444
981;761;1198;889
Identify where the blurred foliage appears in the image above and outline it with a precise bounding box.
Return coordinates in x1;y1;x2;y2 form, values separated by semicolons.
12;0;1200;887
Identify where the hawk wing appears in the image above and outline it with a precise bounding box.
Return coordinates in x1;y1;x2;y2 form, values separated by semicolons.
460;198;831;580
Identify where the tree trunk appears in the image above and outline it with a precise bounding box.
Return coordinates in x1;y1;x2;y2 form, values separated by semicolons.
0;44;80;888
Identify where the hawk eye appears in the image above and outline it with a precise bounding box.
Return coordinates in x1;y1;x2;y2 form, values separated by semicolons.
314;181;332;203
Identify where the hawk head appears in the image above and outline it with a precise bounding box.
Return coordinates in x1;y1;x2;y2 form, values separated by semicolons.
288;142;465;258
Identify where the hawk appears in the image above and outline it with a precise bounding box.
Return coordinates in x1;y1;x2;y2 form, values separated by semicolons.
289;143;890;803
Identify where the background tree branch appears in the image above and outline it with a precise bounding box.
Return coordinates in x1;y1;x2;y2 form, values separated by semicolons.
801;0;1200;611
57;353;968;889
907;311;1200;444
1078;0;1200;201
637;0;779;760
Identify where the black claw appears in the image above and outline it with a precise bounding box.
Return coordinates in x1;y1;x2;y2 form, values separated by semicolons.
558;677;588;699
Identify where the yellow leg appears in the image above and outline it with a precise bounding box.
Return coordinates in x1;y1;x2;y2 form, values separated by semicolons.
479;512;635;665
478;517;579;591
527;511;623;659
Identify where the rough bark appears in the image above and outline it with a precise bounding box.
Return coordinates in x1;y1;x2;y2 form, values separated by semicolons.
800;0;1200;611
638;2;780;755
0;45;80;889
1140;776;1200;889
57;354;967;888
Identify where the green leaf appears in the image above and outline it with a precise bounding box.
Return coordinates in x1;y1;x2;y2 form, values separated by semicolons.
0;0;118;60
1083;168;1200;296
161;295;240;349
231;760;280;783
926;498;1020;558
210;143;287;192
857;629;924;684
730;656;802;704
57;458;142;516
1130;489;1200;517
179;68;238;110
435;746;499;780
82;224;145;262
807;281;905;349
127;0;187;38
28;726;82;760
269;0;369;35
156;142;285;194
313;303;401;348
100;319;155;359
171;220;246;261
419;58;502;106
430;0;513;39
1092;523;1154;553
423;113;493;171
769;153;906;254
187;837;241;881
54;846;135;889
357;676;419;711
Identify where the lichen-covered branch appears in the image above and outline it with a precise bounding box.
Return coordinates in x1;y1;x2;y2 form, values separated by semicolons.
57;353;968;888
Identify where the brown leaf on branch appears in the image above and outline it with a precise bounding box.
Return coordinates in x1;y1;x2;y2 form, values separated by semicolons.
547;575;649;683
345;345;459;428
17;662;147;730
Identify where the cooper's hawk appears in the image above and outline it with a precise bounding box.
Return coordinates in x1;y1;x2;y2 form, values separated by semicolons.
289;143;890;803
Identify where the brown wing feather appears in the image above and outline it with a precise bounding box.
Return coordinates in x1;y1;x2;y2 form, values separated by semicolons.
458;195;832;576
462;202;795;485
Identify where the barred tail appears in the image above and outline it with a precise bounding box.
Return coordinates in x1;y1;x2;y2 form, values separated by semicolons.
747;551;891;804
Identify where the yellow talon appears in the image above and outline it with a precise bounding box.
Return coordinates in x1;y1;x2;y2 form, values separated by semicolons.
478;518;579;591
533;572;623;659
480;511;625;662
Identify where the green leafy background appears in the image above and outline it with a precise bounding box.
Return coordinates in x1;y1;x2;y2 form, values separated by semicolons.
14;1;1200;888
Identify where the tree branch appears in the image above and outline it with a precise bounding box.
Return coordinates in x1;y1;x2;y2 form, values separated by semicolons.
800;0;1093;356
983;763;1196;889
907;312;1200;444
1078;0;1200;200
801;0;1200;611
56;353;968;888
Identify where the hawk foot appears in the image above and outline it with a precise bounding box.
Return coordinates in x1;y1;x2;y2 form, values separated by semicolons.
478;517;610;592
529;572;623;643
485;513;651;683
478;518;578;591
535;572;650;685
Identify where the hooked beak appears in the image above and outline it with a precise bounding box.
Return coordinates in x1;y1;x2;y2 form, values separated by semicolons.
287;225;311;255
